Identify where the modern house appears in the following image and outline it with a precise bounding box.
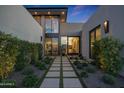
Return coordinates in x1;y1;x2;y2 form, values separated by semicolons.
27;7;83;56
0;5;124;58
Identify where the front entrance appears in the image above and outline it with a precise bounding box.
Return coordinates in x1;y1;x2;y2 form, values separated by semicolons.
61;36;80;55
45;38;59;55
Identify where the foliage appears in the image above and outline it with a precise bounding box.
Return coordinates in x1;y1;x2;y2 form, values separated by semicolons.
76;63;83;69
93;37;124;75
73;61;79;65
44;56;52;64
34;61;46;70
102;74;116;85
80;70;88;78
0;32;19;79
0;31;42;79
22;74;39;88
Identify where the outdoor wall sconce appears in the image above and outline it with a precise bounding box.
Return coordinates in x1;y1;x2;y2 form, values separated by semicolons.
104;20;109;33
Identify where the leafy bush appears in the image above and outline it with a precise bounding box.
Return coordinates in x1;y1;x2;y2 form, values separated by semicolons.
82;63;88;67
73;61;79;65
80;70;88;78
0;31;42;79
0;32;19;79
22;67;34;75
35;61;46;70
76;63;83;69
22;74;39;87
93;37;124;75
86;66;96;73
102;74;116;85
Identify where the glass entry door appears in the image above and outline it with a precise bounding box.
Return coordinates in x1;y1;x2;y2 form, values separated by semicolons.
61;36;67;55
68;37;79;54
45;38;58;55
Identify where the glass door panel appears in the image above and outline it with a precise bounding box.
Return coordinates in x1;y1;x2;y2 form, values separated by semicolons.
45;38;52;55
68;37;79;54
61;36;67;54
52;38;58;55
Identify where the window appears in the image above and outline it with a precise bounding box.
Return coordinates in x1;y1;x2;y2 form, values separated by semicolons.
89;25;101;58
68;37;79;54
45;16;59;33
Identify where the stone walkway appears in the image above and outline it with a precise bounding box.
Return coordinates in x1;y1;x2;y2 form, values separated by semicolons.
40;56;82;88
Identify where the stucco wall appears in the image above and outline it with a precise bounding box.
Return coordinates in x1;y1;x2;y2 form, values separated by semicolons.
60;23;83;36
0;5;43;43
81;6;124;58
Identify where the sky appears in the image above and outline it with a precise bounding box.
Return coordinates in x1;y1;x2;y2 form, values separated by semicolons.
25;5;99;23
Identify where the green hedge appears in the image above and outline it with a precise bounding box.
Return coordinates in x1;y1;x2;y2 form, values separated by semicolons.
0;32;42;79
93;37;123;75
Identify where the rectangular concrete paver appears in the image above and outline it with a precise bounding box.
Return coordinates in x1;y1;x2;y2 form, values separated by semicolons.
63;67;73;71
49;67;60;71
63;71;77;77
40;78;60;88
46;71;60;77
63;78;82;88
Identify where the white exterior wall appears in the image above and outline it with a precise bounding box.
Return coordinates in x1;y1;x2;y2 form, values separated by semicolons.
82;6;124;58
0;5;43;43
60;23;83;36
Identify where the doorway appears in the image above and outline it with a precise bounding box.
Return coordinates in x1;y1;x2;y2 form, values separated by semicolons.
45;38;58;55
61;36;80;55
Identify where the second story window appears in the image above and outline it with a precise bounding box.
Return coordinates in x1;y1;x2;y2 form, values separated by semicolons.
45;16;59;33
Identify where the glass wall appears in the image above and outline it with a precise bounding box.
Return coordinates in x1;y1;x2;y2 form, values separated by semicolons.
68;37;79;54
61;36;67;54
45;38;58;55
90;26;101;58
45;16;59;33
45;38;52;55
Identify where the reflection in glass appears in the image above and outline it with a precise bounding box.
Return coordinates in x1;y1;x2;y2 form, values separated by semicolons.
90;26;101;58
45;16;59;33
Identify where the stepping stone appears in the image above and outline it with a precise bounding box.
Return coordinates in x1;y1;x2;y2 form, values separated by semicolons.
52;64;60;67
40;78;59;88
63;78;82;88
53;61;61;63
49;67;60;71
63;71;77;77
46;71;60;77
63;64;71;67
63;67;73;71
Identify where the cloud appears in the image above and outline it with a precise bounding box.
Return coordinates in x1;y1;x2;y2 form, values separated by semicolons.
70;11;81;16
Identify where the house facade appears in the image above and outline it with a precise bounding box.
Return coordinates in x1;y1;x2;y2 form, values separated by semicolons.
0;5;124;58
27;7;83;56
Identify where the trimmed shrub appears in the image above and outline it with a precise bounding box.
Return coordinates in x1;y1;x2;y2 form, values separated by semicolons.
93;37;124;75
82;63;88;67
73;61;79;65
0;32;19;79
22;74;39;88
80;70;88;78
102;74;116;85
76;63;83;69
35;61;46;70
